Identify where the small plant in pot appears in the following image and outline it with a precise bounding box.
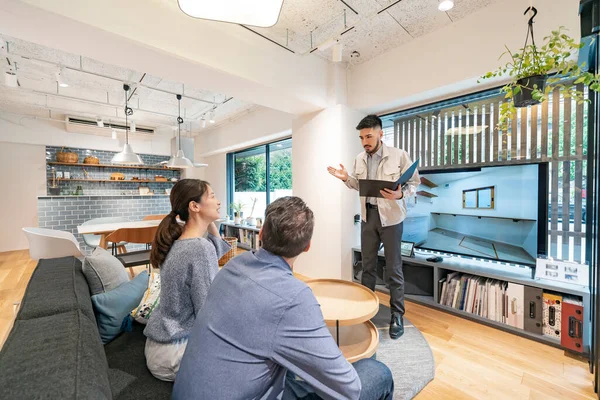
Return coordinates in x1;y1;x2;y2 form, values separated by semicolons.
480;18;600;131
229;201;244;225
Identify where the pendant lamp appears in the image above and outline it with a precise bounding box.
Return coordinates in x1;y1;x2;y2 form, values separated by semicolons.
111;84;143;165
166;94;194;168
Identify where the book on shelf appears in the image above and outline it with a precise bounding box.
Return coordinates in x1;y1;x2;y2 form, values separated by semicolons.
437;272;581;339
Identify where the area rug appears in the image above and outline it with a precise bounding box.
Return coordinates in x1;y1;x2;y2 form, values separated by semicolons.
371;305;435;399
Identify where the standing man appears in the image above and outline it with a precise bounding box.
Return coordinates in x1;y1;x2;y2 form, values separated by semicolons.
327;115;419;339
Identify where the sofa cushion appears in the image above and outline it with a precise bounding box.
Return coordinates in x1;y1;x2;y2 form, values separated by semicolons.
83;247;130;295
0;310;112;399
92;270;149;344
16;256;95;322
105;321;173;399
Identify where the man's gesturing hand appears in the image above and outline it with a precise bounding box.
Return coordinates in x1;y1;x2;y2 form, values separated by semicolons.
327;164;349;182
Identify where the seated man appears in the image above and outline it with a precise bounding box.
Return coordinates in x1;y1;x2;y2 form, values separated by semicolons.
174;196;394;400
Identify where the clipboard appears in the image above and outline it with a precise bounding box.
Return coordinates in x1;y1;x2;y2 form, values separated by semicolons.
358;159;419;198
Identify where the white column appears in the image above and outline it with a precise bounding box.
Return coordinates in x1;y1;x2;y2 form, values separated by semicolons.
292;105;365;279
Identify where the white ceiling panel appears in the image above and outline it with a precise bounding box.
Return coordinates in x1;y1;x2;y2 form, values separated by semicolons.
80;57;144;82
140;74;184;94
385;0;451;38
340;11;412;63
5;36;80;68
447;0;496;21
277;0;349;35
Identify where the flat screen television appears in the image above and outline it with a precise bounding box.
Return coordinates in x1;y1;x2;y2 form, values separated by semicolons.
402;163;548;266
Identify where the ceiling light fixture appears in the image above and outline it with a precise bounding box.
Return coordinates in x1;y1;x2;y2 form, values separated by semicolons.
209;111;215;124
111;129;117;140
130;121;136;132
96;119;104;128
111;84;143;165
201;117;206;128
438;0;454;12
177;0;284;27
4;69;17;88
167;94;194;168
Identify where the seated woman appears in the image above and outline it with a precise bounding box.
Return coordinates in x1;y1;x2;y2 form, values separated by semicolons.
144;179;230;381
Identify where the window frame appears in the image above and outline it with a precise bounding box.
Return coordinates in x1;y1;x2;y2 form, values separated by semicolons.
226;137;292;215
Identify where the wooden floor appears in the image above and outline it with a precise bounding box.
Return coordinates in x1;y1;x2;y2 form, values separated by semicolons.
0;249;596;399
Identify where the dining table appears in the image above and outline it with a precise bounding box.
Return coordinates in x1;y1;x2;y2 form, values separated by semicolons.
77;219;162;249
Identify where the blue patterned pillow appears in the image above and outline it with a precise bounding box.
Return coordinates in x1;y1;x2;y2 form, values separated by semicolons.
91;271;148;344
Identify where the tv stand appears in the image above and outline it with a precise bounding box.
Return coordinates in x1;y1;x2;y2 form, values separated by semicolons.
352;246;590;354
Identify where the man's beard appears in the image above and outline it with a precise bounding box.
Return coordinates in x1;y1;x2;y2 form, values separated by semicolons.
365;140;381;154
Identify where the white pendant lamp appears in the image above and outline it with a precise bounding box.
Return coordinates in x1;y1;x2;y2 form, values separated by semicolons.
111;84;143;165
167;94;194;168
177;0;284;28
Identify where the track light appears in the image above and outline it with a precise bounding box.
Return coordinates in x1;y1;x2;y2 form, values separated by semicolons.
201;117;206;128
130;121;136;132
55;68;68;88
96;119;104;128
4;70;17;88
209;111;215;124
438;0;454;11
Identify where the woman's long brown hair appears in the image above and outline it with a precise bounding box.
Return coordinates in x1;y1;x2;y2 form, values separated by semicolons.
150;179;210;268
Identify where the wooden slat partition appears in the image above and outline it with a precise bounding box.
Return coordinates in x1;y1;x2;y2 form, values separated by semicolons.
393;85;589;262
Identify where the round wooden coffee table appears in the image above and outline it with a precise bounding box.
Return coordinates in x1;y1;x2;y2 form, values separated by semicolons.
306;279;380;363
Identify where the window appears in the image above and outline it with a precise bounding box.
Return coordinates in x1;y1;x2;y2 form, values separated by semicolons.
227;138;292;220
462;186;494;209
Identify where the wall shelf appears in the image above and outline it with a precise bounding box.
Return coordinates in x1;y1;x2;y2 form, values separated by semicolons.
417;190;438;198
431;212;536;222
420;177;438;188
48;178;176;183
352;247;590;354
48;161;181;171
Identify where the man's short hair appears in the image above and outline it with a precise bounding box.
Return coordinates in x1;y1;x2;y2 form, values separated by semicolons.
261;196;314;258
356;115;382;131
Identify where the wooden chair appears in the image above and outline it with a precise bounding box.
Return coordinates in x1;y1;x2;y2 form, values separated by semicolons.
105;226;158;277
143;214;168;221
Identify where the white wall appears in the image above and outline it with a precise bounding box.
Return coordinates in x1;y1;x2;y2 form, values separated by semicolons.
292;105;364;279
195;107;293;158
349;0;581;113
0;112;172;155
0;142;46;252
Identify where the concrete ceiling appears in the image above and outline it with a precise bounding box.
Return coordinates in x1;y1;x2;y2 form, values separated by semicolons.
244;0;498;63
0;34;255;136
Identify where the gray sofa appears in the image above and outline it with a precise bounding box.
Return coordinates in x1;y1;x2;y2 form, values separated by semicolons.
0;256;172;399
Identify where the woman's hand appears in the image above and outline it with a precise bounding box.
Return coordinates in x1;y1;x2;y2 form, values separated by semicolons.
207;222;219;237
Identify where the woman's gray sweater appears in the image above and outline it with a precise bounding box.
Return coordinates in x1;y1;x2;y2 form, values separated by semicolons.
144;233;231;343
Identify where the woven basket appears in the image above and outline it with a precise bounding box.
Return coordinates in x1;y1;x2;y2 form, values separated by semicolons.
56;148;78;163
218;237;238;266
83;156;99;164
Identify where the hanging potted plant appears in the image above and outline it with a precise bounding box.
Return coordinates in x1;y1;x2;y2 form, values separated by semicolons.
479;7;600;130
